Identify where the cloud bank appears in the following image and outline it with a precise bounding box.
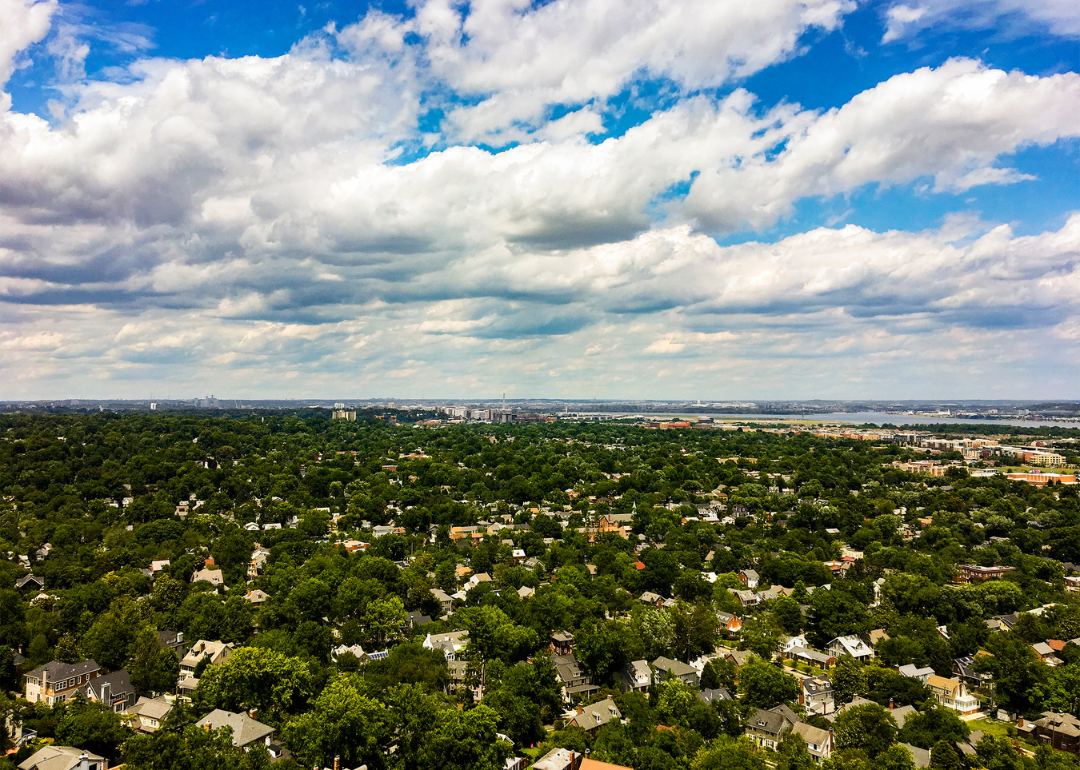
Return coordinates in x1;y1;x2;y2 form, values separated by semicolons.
0;0;1077;398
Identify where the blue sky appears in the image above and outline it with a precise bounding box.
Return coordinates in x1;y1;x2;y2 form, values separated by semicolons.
0;0;1077;400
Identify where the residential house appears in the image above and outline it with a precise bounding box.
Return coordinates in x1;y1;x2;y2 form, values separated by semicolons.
891;705;918;730
954;564;1018;583
897;664;935;683
717;611;743;637
245;589;269;607
407;610;433;630
196;709;275;750
431;588;453;616
423;630;468;660
157;630;187;658
18;747;105;770
533;748;574;770
899;743;931;768
190;567;225;588
1065;575;1080;594
791;721;833;761
867;629;890;647
125;697;172;734
699;687;735;705
986;614;1020;632
739;569;760;589
82;669;137;712
551;632;574;656
745;708;794;750
1031;642;1061;665
579;759;633;770
925;674;980;715
724;649;755;672
554;653;596;699
24;659;100;705
15;574;44;591
466;572;492;590
567;697;622;735
828;636;875;661
331;644;366;663
800;676;835;716
652;656;699;686
785;646;836;669
516;585;535;600
640;591;666;607
621;660;651;692
1029;712;1080;755
179;640;234;678
733;589;760;608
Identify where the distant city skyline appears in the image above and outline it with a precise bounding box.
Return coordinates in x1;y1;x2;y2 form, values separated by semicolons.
1;0;1077;399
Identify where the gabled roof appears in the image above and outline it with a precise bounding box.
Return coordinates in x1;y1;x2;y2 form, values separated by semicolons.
748;708;790;735
699;687;734;703
196;709;274;747
83;668;133;699
652;656;696;677
891;705;918;730
791;721;830;749
126;696;173;721
569;700;622;731
24;658;99;682
899;743;931;768
18;746;105;770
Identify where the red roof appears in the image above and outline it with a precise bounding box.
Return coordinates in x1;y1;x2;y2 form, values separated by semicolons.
634;561;646;570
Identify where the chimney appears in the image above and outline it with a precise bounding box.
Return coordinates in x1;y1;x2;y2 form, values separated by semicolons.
1018;718;1024;727
576;705;584;715
334;757;341;770
177;631;184;644
78;753;90;770
205;721;212;732
101;681;111;708
888;698;893;710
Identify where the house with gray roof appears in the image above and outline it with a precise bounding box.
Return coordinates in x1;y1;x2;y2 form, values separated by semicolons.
899;743;931;768
791;720;833;761
125;696;173;734
18;746;105;770
621;660;651;692
196;709;274;750
23;659;99;705
745;708;794;750
80;668;137;712
651;656;699;686
567;697;622;735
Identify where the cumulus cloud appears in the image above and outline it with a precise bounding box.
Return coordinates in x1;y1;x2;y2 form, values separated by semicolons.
0;0;57;94
0;0;1077;397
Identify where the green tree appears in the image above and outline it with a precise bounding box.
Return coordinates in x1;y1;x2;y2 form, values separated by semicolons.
898;701;970;749
418;704;513;770
879;744;917;770
196;647;312;723
929;740;961;770
693;735;769;770
831;656;867;705
284;674;388;768
738;659;800;709
832;703;898;758
55;694;132;762
363;595;408;647
778;731;817;770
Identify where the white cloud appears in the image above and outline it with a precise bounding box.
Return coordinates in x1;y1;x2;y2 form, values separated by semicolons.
339;0;856;141
0;0;1077;397
0;0;57;94
882;0;1080;42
